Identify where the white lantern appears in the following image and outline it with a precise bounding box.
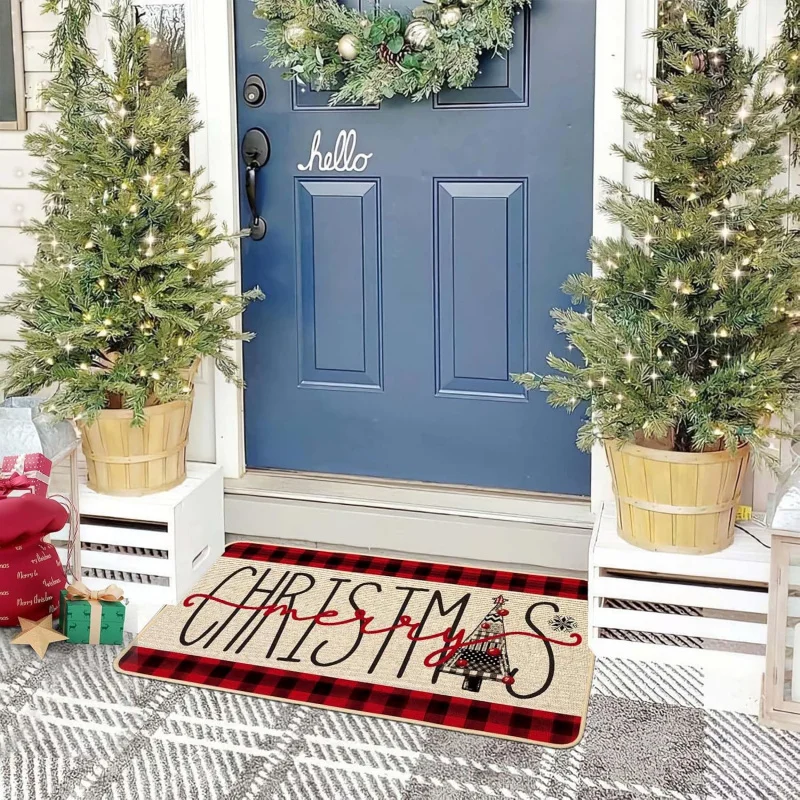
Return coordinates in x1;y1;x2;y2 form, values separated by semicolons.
0;398;81;580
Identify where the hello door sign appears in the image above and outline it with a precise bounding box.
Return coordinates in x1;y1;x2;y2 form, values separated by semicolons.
297;129;373;173
117;543;593;745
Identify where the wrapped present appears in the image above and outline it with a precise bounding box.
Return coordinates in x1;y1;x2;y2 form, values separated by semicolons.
0;472;36;497
0;398;78;496
59;583;126;645
0;398;82;580
0;455;52;497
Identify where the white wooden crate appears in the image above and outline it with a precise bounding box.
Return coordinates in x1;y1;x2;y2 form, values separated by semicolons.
589;502;772;712
53;462;224;633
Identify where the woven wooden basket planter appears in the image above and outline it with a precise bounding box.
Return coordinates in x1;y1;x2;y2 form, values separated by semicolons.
604;440;749;555
78;396;193;497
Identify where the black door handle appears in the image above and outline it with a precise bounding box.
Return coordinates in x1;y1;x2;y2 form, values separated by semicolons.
245;164;265;240
241;128;271;241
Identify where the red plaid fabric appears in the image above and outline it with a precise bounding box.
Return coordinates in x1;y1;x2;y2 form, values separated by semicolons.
118;646;584;746
223;541;587;601
118;542;589;746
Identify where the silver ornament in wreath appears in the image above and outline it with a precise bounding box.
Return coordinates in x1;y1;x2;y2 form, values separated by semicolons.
411;4;437;22
439;5;463;27
283;20;311;50
337;33;360;61
404;19;436;51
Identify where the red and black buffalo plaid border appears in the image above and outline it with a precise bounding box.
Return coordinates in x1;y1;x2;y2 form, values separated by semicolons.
116;542;589;747
223;541;588;601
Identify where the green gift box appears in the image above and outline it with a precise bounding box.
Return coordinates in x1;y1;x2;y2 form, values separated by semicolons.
59;586;126;645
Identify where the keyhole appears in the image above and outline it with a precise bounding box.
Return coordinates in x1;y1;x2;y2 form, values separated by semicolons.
244;75;266;108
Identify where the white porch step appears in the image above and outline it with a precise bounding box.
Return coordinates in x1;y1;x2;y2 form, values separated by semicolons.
224;489;592;575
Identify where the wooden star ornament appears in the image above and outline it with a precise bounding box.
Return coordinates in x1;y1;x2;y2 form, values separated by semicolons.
11;615;67;659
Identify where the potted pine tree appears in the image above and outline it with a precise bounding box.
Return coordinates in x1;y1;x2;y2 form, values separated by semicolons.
518;0;800;554
0;0;261;496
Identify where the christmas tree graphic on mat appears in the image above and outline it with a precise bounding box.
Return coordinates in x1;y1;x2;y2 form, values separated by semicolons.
440;595;515;693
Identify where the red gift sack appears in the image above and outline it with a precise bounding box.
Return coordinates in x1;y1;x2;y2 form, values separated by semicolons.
0;493;68;627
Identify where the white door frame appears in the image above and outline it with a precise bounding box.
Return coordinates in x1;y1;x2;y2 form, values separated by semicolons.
189;0;658;515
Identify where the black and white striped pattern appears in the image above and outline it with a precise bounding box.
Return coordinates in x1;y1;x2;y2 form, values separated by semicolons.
1;630;799;800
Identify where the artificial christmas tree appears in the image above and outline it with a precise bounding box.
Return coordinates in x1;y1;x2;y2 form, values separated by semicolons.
0;0;260;494
440;595;515;693
780;0;800;167
517;0;800;553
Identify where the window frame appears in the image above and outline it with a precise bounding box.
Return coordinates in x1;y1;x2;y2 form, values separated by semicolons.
0;0;27;131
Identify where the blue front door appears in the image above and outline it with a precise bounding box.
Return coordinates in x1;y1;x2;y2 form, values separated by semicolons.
235;0;594;495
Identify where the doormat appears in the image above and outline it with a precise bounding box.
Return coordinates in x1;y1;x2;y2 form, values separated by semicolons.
116;543;592;747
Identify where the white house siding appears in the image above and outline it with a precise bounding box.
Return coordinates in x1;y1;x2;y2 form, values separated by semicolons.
0;1;56;367
0;0;214;461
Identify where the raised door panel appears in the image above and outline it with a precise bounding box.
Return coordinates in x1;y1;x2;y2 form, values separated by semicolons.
296;179;382;390
435;180;526;399
435;12;529;108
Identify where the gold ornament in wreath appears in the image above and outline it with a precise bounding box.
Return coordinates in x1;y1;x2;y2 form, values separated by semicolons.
253;0;531;106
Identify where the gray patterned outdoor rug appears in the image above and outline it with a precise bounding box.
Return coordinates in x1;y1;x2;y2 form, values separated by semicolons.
1;630;800;800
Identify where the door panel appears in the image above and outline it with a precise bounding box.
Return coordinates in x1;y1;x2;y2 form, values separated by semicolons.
297;179;382;389
435;13;530;107
235;0;595;495
435;180;526;399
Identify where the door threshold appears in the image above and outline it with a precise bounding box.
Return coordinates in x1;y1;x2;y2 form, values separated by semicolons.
224;491;592;574
226;468;593;529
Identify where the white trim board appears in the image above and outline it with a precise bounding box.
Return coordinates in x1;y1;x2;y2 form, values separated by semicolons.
190;0;244;479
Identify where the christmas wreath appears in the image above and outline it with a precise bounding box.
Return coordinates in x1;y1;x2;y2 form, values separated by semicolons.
253;0;530;106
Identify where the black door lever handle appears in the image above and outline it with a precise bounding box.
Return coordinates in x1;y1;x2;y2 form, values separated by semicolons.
245;163;265;240
241;128;271;241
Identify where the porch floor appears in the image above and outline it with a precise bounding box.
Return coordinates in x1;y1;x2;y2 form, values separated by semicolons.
1;632;797;800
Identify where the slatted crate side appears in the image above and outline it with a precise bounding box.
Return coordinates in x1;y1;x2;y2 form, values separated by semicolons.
53;543;174;583
172;466;224;591
590;634;767;672
73;521;172;553
52;517;177;590
594;600;767;646
588;504;774;670
71;548;174;578
589;565;769;648
592;573;769;614
59;463;225;632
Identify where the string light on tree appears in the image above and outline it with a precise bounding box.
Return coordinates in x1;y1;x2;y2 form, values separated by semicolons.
512;0;800;458
0;0;262;427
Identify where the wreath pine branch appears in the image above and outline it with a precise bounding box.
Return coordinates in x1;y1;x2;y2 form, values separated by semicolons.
253;0;530;106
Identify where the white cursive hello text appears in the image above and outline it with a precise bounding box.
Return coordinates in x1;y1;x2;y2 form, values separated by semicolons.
298;129;373;173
